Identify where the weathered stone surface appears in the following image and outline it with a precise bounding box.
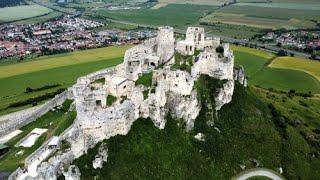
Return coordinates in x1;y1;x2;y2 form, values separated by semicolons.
63;165;81;180
234;66;247;87
92;143;108;169
194;133;205;141
215;80;235;111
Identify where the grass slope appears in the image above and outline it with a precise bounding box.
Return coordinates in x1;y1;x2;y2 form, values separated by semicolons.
0;5;52;22
74;76;320;179
0;100;76;172
233;51;268;77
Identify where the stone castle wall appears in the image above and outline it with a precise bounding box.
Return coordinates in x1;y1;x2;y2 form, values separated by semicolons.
0;91;71;137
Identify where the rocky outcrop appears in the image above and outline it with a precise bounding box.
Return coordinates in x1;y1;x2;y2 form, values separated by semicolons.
63;165;81;180
234;66;247;87
215;80;235;111
92;143;108;169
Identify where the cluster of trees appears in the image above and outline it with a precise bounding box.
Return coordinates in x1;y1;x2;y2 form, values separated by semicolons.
0;0;25;8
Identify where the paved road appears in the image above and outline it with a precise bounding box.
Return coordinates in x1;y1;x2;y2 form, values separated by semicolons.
232;168;284;180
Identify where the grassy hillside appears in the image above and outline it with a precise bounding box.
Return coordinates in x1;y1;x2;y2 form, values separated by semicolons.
0;5;52;23
0;46;130;115
73;76;320;179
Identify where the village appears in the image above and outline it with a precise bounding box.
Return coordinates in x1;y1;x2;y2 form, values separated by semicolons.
0;15;156;60
260;30;320;56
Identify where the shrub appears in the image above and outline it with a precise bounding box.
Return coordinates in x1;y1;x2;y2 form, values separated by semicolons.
277;49;287;56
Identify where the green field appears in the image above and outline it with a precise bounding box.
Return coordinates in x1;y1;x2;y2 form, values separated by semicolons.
0;100;76;172
251;67;320;93
234;51;269;77
217;5;320;20
74;76;320;179
0;46;130;115
231;46;320;93
202;4;320;29
270;57;320;81
14;11;63;25
0;5;52;23
202;23;263;39
95;4;218;29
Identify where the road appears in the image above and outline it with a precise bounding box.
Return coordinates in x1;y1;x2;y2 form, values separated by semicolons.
232;168;284;180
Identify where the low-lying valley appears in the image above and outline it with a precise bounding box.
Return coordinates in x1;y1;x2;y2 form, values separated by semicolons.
0;25;319;180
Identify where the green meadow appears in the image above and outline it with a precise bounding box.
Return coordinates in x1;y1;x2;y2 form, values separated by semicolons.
232;46;320;93
0;5;52;23
0;46;130;115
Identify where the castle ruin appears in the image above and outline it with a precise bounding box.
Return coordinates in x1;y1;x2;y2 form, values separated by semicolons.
8;26;247;180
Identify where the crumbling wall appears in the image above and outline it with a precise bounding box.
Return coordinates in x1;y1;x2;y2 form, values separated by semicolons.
0;91;71;137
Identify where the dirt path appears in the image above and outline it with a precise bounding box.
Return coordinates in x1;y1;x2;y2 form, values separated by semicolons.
232;168;284;180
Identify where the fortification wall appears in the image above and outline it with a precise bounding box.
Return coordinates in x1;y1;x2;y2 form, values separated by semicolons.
77;67;117;85
0;91;71;137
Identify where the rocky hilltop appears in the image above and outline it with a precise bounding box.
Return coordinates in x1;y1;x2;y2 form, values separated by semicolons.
9;26;247;180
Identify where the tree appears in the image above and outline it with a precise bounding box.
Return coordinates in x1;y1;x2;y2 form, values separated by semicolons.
277;50;287;56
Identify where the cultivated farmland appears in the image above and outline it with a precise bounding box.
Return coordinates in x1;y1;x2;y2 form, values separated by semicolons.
231;46;320;93
201;5;320;29
95;4;218;29
270;57;320;81
0;5;52;23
